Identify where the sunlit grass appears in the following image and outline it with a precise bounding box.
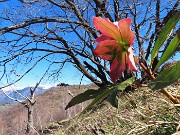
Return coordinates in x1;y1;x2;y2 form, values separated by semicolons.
51;86;180;135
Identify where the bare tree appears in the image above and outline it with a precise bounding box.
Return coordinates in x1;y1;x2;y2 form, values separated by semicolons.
0;0;179;88
0;66;49;134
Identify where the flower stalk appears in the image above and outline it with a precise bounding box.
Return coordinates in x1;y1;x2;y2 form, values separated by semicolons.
139;61;179;104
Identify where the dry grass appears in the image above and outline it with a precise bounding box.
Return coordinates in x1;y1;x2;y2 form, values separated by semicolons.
0;84;179;135
52;86;180;135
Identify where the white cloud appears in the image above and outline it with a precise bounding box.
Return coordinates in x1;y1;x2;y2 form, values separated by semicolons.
38;84;57;89
1;84;57;91
1;85;24;91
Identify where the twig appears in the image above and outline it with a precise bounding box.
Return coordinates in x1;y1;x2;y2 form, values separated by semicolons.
67;90;74;97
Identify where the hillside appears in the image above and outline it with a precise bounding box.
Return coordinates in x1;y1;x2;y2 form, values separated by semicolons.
0;85;96;135
0;84;179;135
0;103;11;111
47;85;180;135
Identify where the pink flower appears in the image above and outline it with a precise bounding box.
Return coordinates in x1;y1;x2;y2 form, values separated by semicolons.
93;17;137;83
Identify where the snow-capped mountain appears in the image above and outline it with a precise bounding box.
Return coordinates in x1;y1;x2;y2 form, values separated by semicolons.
0;87;52;103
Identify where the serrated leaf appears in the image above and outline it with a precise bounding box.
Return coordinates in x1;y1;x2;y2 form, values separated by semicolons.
82;85;116;112
83;77;135;111
148;61;180;90
155;32;180;70
151;11;180;64
117;77;135;91
65;89;99;109
65;84;114;110
108;89;118;108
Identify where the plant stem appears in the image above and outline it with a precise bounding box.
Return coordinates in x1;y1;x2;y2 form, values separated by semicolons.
139;61;179;104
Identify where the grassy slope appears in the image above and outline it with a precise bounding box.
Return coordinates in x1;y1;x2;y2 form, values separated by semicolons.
0;84;179;135
50;86;180;135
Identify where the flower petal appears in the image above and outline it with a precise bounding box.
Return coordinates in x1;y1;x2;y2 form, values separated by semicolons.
94;40;119;60
126;47;137;71
110;59;125;82
110;59;121;83
95;34;112;42
118;18;135;45
110;52;126;83
93;17;121;41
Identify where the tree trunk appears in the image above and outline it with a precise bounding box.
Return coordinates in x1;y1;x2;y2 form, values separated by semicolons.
26;105;34;134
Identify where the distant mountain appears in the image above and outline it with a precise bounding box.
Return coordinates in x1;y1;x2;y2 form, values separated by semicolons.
0;85;94;135
0;87;52;104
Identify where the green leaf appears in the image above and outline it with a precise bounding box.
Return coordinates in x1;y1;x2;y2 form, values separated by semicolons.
154;31;180;70
148;61;180;90
65;89;99;109
83;77;135;111
108;89;118;108
67;77;135;113
82;85;116;112
117;77;135;91
65;84;114;110
151;11;180;64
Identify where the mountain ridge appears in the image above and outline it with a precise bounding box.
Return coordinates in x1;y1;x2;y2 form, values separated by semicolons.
0;86;54;104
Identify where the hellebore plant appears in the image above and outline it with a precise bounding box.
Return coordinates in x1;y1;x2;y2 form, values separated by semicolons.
93;17;137;83
66;12;180;111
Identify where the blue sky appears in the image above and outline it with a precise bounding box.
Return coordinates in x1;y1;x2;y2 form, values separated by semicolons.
0;1;93;91
0;0;179;91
